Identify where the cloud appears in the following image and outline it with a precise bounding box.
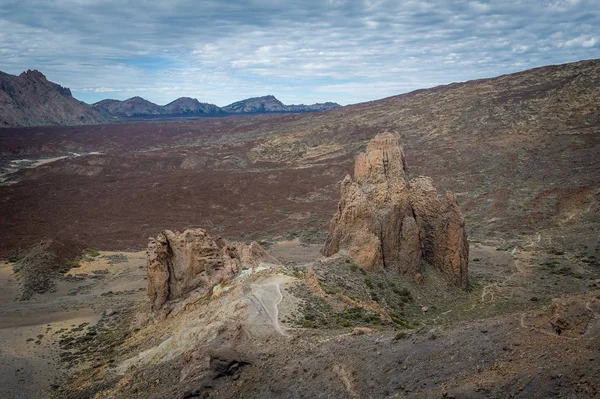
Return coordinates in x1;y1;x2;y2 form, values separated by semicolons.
0;0;599;106
563;35;598;48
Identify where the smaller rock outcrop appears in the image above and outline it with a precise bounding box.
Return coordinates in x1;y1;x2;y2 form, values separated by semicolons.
322;131;468;288
147;229;278;311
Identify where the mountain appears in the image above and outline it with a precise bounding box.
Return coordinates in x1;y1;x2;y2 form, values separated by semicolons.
94;96;225;118
222;95;288;113
222;94;340;113
93;96;163;117
0;70;106;127
162;97;226;115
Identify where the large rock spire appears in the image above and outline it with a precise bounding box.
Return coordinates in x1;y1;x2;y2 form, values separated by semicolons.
322;132;468;288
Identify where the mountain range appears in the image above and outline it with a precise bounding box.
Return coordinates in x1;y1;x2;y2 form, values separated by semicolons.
93;94;339;118
0;70;340;127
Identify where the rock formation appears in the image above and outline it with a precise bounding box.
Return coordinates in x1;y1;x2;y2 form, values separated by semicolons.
322;132;468;288
147;228;279;310
409;177;469;288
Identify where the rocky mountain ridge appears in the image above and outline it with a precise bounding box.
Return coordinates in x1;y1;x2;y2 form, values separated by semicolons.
95;94;340;118
0;70;106;127
0;69;341;127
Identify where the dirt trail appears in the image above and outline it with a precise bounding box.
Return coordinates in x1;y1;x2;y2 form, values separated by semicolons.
250;275;294;336
0;251;146;399
477;232;541;304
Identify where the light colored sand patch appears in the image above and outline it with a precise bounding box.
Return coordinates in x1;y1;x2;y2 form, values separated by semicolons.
249;275;294;335
269;239;322;263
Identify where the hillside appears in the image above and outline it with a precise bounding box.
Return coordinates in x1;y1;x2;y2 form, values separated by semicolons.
0;59;599;398
0;70;106;127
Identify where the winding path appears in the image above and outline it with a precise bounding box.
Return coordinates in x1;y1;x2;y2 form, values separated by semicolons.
250;275;291;336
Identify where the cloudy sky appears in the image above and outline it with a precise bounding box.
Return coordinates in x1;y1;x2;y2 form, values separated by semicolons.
1;0;598;106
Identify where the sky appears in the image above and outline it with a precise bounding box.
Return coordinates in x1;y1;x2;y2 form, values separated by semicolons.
1;0;599;106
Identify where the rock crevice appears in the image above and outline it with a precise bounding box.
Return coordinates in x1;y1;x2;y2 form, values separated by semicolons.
322;132;468;288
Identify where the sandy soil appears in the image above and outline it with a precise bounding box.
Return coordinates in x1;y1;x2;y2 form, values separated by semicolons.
0;251;146;399
268;239;322;264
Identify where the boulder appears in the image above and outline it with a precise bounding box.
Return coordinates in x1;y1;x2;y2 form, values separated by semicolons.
322;132;468;288
147;228;278;311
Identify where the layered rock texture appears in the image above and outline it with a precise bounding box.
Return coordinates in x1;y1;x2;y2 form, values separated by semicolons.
147;229;279;310
322;132;468;288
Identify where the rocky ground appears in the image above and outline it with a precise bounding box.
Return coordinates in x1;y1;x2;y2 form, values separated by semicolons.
0;234;598;398
0;251;146;398
3;238;591;399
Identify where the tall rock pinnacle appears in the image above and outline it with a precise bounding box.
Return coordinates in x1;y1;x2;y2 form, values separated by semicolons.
322;132;469;288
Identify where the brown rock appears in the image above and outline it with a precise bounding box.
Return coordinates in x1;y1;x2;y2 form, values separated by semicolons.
409;177;469;289
549;296;598;336
322;132;421;274
322;132;468;288
352;327;373;335
413;273;424;285
147;228;278;311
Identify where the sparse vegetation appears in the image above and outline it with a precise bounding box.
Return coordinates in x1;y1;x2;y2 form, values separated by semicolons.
83;248;100;257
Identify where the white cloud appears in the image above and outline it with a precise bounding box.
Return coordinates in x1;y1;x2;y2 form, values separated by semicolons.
0;0;598;106
561;35;598;48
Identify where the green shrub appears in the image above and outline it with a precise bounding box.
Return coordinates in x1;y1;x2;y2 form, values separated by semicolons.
83;248;100;257
394;331;407;340
65;260;81;269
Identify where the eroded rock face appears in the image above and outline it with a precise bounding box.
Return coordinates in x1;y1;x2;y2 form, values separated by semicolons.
322;132;468;288
147;228;278;310
322;133;421;275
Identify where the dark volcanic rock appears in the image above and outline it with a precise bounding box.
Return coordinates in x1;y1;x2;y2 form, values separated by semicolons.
322;132;469;288
0;69;106;127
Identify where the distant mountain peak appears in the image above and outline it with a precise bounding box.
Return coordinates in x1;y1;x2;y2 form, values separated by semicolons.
222;95;338;114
